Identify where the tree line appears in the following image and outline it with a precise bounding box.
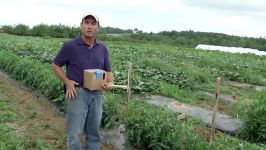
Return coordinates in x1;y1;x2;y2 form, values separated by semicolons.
2;24;266;51
129;31;266;51
1;24;134;38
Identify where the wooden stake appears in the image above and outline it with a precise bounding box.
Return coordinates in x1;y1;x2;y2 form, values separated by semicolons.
210;77;221;141
109;85;128;89
108;62;132;102
127;63;132;102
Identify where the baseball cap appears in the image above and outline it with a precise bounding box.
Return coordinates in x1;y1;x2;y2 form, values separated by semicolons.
82;13;99;22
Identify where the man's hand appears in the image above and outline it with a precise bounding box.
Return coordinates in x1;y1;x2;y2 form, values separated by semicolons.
65;79;79;99
52;63;79;99
101;82;114;91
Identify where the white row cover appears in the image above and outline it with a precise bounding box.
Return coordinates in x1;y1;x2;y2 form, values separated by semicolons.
196;44;266;56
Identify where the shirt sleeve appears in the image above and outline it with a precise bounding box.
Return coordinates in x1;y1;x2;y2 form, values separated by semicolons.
103;47;112;72
53;43;69;67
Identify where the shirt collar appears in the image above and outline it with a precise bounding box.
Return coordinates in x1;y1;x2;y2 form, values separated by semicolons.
76;36;100;46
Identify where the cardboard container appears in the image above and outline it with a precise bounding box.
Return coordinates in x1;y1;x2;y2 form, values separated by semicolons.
84;69;107;90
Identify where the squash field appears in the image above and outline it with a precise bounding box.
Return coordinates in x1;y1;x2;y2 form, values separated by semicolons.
0;33;265;149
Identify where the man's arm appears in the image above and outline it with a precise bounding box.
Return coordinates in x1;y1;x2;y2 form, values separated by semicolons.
52;63;68;83
52;63;78;98
102;71;114;90
106;72;114;83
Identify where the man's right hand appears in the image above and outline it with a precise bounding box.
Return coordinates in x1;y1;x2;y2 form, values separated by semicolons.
65;79;79;99
51;63;79;99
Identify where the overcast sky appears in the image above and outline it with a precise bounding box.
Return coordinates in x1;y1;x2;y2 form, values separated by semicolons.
0;0;265;38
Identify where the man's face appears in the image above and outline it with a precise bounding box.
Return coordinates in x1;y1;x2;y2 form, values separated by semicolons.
80;16;99;38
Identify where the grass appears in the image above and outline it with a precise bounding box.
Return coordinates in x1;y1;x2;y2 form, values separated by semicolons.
0;97;50;150
26;106;37;119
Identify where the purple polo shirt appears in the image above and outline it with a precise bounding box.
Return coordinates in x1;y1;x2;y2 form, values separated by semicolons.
53;36;112;86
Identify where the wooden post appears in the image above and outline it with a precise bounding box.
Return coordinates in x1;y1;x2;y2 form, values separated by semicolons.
210;77;221;141
127;63;132;102
108;62;132;102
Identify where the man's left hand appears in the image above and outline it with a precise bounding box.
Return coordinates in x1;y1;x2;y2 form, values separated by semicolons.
101;82;114;90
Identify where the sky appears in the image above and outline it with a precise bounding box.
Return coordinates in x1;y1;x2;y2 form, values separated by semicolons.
0;0;266;38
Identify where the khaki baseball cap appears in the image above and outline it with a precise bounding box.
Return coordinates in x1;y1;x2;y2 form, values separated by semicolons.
82;13;99;22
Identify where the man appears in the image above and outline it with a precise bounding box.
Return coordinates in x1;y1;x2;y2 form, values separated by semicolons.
52;13;114;150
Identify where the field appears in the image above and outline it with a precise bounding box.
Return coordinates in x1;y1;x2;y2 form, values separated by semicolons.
0;33;265;149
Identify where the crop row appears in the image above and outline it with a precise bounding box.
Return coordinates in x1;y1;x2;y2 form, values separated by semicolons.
1;33;265;89
1;49;265;149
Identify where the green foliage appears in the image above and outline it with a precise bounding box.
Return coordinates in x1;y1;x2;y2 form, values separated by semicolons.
0;33;266;95
49;24;79;38
99;26;133;34
101;94;124;128
31;24;51;37
135;65;189;88
0;99;50;150
2;23;132;38
240;90;266;144
122;101;207;150
0;51;64;109
3;23;266;51
31;23;81;38
12;24;30;36
1;25;13;34
127;30;266;51
0;101;17;123
0;50;208;149
210;134;265;150
0;34;265;148
26;106;37;119
158;30;266;51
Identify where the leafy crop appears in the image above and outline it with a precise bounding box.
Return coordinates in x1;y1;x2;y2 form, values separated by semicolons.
240;91;266;144
122;101;207;149
0;33;266;149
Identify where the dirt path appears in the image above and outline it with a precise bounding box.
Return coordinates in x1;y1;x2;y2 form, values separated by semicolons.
0;70;115;150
